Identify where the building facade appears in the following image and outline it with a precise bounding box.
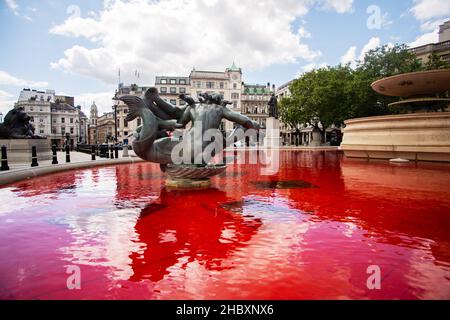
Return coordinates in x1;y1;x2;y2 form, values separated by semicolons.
15;88;88;148
154;76;190;107
409;20;450;65
240;83;274;129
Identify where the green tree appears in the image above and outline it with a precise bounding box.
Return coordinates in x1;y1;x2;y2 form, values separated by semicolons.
279;44;427;140
424;53;450;70
279;65;355;141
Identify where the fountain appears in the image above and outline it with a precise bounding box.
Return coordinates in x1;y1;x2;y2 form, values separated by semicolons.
341;69;450;162
119;88;260;188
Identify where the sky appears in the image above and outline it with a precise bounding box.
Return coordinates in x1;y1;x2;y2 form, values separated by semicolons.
0;0;449;116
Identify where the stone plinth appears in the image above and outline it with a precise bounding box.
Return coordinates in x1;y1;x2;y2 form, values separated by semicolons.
264;117;281;148
309;128;322;147
0;139;51;163
341;112;450;162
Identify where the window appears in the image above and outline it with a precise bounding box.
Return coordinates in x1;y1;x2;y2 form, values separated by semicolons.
206;82;214;89
233;101;238;108
40;118;44;123
233;83;237;89
124;131;128;136
124;119;128;127
179;87;186;93
196;82;201;88
160;87;167;93
170;99;177;105
160;79;167;84
180;79;186;85
170;79;176;84
232;93;239;99
70;118;74;124
70;128;74;134
124;109;128;113
180;100;186;105
220;82;224;89
61;127;66;134
52;127;56;134
40;129;44;134
61;118;65;123
170;87;177;93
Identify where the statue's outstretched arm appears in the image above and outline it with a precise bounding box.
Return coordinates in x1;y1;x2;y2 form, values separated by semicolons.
222;107;260;130
178;105;192;127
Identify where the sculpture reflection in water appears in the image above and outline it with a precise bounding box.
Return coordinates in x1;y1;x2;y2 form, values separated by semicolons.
128;187;262;283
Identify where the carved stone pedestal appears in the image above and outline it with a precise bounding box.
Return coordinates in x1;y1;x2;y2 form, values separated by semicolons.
264;117;281;148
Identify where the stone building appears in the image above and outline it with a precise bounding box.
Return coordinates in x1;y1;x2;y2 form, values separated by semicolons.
95;112;116;144
15;88;87;148
154;63;243;131
240;83;274;129
409;20;450;65
154;76;190;107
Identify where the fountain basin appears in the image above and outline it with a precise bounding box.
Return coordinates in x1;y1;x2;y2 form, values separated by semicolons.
371;69;450;97
341;112;450;161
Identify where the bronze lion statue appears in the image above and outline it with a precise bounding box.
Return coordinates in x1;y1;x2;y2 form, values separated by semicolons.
0;107;44;139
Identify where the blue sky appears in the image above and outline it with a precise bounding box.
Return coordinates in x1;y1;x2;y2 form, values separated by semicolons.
0;0;449;115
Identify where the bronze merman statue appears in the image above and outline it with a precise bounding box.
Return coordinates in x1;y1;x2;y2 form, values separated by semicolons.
119;88;259;166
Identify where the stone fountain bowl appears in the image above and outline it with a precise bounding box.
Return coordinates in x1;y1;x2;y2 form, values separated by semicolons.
371;69;450;97
165;164;227;180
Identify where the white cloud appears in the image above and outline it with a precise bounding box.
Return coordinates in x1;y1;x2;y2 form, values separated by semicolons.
0;70;48;88
0;90;16;116
410;0;450;21
299;62;328;74
340;46;356;65
320;0;354;13
359;37;380;61
49;0;357;85
5;0;19;15
298;26;312;39
409;0;450;47
74;91;115;115
409;29;439;47
340;37;381;68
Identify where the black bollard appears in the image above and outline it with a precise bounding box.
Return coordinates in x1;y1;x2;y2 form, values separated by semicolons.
91;145;96;161
96;145;100;157
31;146;39;167
1;146;9;171
110;145;114;159
65;145;70;163
51;144;58;164
114;145;119;159
105;145;109;158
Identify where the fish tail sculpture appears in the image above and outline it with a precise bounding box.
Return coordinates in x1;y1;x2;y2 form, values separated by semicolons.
119;95;182;164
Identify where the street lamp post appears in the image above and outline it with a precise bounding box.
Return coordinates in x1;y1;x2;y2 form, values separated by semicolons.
113;91;119;144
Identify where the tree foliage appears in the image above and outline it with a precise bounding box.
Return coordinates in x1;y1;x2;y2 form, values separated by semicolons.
279;44;448;139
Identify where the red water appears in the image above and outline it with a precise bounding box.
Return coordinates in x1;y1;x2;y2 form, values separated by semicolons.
0;151;449;299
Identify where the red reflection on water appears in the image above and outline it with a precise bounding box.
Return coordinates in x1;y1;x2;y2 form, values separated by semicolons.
0;151;449;299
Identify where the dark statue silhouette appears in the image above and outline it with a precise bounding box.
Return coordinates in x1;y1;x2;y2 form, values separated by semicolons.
0;107;44;139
